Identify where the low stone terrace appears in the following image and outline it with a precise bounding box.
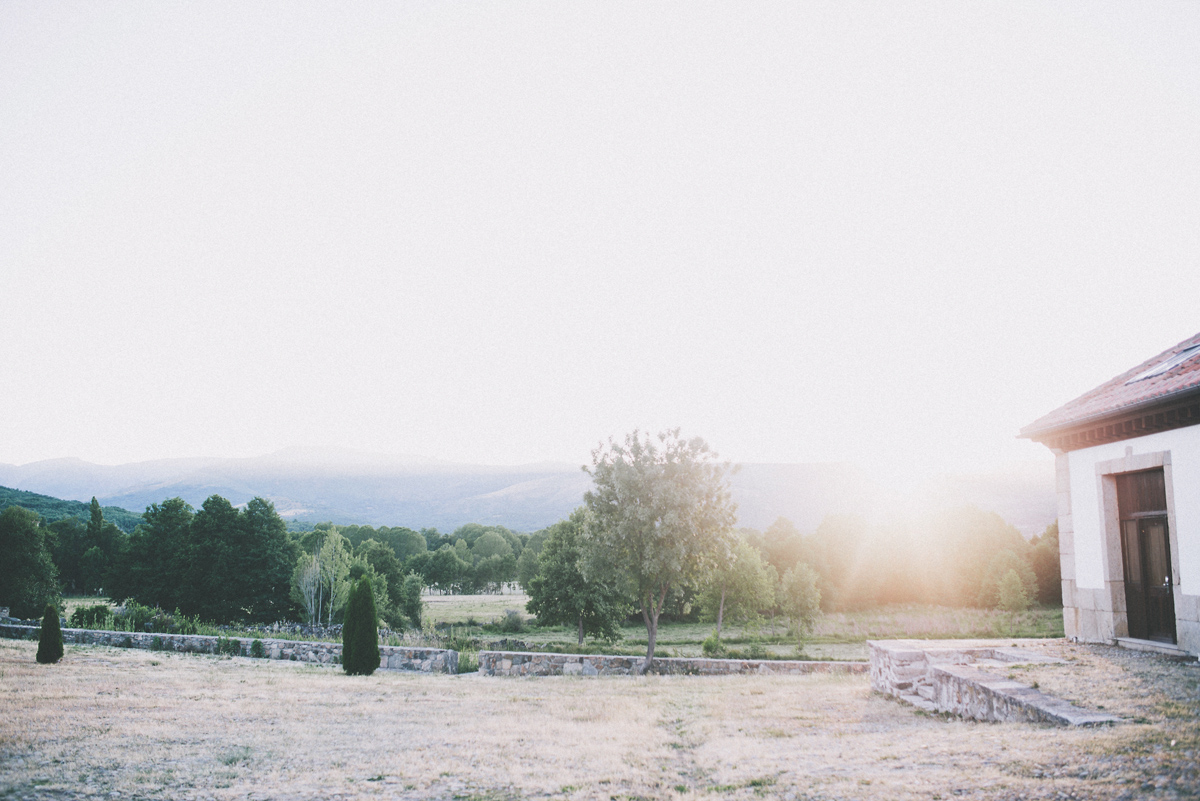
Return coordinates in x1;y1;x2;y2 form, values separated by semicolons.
870;638;1123;726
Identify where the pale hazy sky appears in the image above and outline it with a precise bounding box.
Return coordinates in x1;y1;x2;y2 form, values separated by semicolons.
2;2;1198;483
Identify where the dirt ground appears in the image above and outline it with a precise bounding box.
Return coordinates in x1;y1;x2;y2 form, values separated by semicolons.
1;638;1197;800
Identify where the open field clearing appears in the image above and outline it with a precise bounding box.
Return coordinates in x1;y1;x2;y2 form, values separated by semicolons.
2;639;1198;800
51;597;1062;663
424;592;531;625
434;599;1063;662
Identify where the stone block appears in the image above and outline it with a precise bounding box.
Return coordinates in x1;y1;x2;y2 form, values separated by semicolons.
1175;592;1200;623
1062;606;1079;639
1056;455;1075;494
1175;620;1200;656
1076;588;1096;612
1078;608;1100;642
1060;555;1075;582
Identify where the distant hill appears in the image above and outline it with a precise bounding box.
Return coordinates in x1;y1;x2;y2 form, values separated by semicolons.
0;486;141;532
0;448;1056;536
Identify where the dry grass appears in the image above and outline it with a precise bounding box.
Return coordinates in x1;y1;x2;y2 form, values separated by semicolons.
2;638;1197;800
424;592;531;625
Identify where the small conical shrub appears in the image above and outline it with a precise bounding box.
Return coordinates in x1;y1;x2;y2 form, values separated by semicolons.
36;605;64;664
342;576;380;676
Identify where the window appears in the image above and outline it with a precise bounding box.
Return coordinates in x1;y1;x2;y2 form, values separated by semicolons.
1125;343;1200;384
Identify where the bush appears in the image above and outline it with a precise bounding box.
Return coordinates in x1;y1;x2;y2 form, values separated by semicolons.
701;630;727;658
342;576;380;676
497;610;526;634
215;637;242;656
36;605;64;664
250;638;266;659
119;636;133;649
70;604;112;629
173;608;201;635
151;636;166;652
399;572;424;630
981;550;1038;609
113;601;155;632
997;569;1031;613
457;650;478;674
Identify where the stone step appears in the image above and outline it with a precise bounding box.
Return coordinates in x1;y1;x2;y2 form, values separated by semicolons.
899;692;937;713
1115;637;1191;658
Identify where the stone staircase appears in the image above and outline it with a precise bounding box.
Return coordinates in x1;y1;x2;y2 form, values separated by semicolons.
870;639;1119;726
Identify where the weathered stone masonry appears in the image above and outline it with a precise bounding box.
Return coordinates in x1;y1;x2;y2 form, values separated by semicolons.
870;639;1118;726
0;624;457;673
479;650;868;677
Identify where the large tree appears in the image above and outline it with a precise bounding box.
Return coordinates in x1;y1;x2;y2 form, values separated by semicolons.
698;539;777;640
0;506;62;619
291;528;352;626
233;497;299;622
779;563;822;653
107;497;195;610
526;508;627;645
112;495;296;623
582;429;737;670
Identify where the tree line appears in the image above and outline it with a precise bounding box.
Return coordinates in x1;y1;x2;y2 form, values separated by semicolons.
0;493;544;627
2;429;1061;663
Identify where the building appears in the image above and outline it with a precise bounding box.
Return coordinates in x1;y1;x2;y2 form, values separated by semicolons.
1021;331;1200;656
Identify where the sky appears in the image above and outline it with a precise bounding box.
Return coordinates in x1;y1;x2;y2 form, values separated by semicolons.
2;2;1198;486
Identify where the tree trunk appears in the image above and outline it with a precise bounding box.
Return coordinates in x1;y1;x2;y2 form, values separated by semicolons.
640;584;669;674
643;611;658;673
716;585;726;640
577;615;584;646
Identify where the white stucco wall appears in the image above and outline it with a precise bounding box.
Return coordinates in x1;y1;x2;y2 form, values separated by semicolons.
1067;425;1200;594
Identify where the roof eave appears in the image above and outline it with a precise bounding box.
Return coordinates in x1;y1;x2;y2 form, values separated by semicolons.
1020;383;1200;443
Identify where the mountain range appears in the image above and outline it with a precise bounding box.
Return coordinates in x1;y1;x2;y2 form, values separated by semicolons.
0;447;1057;537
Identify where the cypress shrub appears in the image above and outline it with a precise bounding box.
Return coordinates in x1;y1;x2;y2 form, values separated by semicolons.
342;576;380;676
36;604;64;664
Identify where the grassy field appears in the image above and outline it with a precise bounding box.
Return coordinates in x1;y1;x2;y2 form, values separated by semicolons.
2;637;1197;800
434;595;1064;662
51;595;1063;664
424;591;531;625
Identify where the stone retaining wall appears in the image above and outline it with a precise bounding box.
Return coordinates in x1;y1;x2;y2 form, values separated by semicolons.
869;639;1118;726
478;650;868;677
0;624;456;673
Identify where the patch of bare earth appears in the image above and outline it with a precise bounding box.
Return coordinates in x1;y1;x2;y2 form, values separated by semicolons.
1;639;1197;800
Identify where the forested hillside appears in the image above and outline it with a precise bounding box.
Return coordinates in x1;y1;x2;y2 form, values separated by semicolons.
0;486;140;532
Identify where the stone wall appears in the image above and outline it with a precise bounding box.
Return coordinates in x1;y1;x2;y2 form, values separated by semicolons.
0;624;456;673
869;639;1118;726
478;650;868;677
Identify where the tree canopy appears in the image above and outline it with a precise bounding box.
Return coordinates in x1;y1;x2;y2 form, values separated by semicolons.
698;538;776;639
582;429;737;669
526;508;627;645
0;506;62;619
109;495;298;623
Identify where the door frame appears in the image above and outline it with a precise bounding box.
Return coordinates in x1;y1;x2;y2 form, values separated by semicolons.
1095;449;1182;642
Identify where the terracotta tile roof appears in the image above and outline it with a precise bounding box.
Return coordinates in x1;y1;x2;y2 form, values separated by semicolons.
1021;331;1200;437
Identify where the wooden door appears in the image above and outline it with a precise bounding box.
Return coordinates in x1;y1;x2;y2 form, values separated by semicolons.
1117;471;1176;643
